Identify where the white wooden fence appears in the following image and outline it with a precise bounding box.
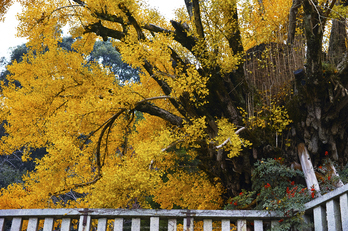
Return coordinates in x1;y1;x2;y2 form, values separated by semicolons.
0;183;348;231
0;208;284;231
304;182;348;231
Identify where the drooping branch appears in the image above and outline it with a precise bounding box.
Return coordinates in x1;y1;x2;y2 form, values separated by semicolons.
135;102;183;126
78;97;183;190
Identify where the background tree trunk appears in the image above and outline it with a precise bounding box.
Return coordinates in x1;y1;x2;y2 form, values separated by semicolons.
328;18;347;65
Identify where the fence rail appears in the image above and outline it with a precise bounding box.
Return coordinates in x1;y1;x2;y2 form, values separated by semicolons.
1;183;348;231
303;183;348;231
0;208;285;231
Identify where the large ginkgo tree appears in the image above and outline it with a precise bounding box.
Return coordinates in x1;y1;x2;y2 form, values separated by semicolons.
0;0;348;210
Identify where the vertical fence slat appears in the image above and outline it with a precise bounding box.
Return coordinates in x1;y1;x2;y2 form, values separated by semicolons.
327;199;342;231
78;215;91;231
314;205;327;231
97;218;107;231
43;218;54;231
0;218;5;231
221;219;230;231
183;218;193;231
114;218;123;231
254;220;263;231
27;218;38;231
168;219;177;231
340;193;348;231
61;218;71;231
237;220;247;231
150;217;159;231
131;218;140;231
203;219;212;231
10;218;22;231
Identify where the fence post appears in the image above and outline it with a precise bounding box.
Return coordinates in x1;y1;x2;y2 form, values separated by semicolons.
97;218;107;231
131;218;141;231
0;218;5;231
10;218;22;231
168;219;177;231
203;219;212;231
237;220;247;231
221;219;230;231
114;218;123;231
61;218;71;231
340;193;348;230
254;220;263;231
150;217;159;231
313;205;327;231
326;199;341;231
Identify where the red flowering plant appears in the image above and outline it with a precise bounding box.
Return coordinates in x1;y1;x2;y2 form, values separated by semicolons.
316;159;345;194
225;158;312;231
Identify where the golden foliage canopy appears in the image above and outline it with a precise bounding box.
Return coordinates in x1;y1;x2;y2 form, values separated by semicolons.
1;0;342;209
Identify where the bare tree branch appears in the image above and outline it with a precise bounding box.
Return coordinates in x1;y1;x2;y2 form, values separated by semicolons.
83;20;125;41
184;0;193;19
72;0;86;7
143;24;173;34
192;0;205;39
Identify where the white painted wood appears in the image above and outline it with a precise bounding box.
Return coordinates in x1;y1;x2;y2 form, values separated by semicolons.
150;217;159;231
131;218;140;231
298;143;320;193
113;218;123;231
97;218;107;231
0;218;4;231
237;219;247;231
61;218;71;231
313;205;327;231
305;183;348;210
10;218;22;231
341;193;348;230
27;217;38;231
221;219;230;231
183;217;193;231
43;218;54;231
203;219;212;231
254;220;263;231
326;199;342;231
78;215;91;231
167;219;177;231
0;208;284;219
